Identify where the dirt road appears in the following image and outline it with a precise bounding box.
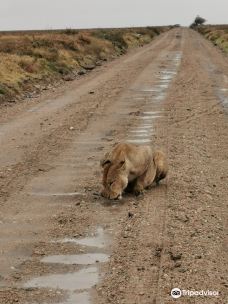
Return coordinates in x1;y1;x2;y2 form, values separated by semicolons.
0;28;227;304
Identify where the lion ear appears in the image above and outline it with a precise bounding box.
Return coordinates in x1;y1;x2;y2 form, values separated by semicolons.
119;159;126;169
118;151;126;168
100;152;111;168
101;159;111;167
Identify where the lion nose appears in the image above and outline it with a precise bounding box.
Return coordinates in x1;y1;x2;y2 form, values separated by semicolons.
115;194;122;200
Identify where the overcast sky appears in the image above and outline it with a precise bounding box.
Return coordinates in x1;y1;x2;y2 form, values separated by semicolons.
0;0;227;31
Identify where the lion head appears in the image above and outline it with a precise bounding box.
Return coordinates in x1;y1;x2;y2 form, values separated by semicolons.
101;155;128;200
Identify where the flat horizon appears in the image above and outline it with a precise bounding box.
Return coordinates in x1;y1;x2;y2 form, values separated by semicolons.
0;0;227;31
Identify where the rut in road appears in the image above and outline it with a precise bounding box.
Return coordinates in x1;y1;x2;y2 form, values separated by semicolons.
0;28;228;304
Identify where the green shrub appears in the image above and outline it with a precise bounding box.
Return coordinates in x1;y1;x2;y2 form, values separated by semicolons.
63;28;79;35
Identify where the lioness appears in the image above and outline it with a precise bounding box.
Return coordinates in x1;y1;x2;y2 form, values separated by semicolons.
100;143;168;199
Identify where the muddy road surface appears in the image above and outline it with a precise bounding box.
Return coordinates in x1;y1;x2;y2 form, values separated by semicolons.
0;28;227;304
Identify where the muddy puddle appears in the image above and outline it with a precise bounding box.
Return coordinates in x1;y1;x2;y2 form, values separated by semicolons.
24;266;99;291
41;253;109;265
23;226;110;304
129;129;150;133
127;51;182;145
201;58;228;111
127;139;152;144
60;292;91;304
58;227;110;249
29;192;84;197
217;86;228;110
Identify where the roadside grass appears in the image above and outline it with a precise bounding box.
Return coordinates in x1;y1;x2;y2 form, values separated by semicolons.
0;26;170;103
197;25;228;53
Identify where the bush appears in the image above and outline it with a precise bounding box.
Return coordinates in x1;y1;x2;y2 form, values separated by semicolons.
93;30;128;50
63;28;79;35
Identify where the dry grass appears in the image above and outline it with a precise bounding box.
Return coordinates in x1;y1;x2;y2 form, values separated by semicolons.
0;27;170;103
197;25;228;53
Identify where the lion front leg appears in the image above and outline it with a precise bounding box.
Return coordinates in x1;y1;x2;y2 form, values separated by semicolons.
133;160;156;195
132;181;145;196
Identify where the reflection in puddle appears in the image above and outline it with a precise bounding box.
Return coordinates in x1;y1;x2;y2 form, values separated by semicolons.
157;83;169;89
127;139;151;144
142;115;162;120
128;52;182;146
136;125;153;129
21;225;111;304
29;192;84;197
24;266;99;291
57;227;110;249
129;130;150;133
163;70;176;75
41;253;109;265
143;111;162;115
129;134;150;138
221;97;228;107
23;226;111;304
61;291;91;304
141;88;161;92
141;116;157;120
153;96;165;102
217;88;228;110
159;74;172;80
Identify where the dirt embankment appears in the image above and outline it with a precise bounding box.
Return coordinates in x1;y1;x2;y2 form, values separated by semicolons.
0;27;169;104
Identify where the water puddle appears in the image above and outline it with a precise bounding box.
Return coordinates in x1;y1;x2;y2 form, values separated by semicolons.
136;125;153;129
159;74;173;81
59;291;91;304
154;94;166;101
56;227;110;249
141;115;157;120
141;88;161;93
127;139;151;144
204;60;228;111
143;111;162;115
23;226;111;304
129;130;150;133
24;266;99;291
127;52;181;145
217;87;228;110
142;115;162;120
41;253;109;265
129;134;150;139
29;192;84;197
156;83;169;89
163;70;176;74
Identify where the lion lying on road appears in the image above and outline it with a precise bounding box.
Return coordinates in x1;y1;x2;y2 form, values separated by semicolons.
100;143;168;200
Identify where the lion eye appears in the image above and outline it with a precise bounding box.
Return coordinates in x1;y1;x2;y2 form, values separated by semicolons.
109;181;114;186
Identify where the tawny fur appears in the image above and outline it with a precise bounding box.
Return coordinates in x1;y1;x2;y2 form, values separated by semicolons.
100;143;168;200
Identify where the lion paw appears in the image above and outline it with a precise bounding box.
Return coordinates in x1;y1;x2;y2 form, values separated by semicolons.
133;187;144;196
100;188;109;198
